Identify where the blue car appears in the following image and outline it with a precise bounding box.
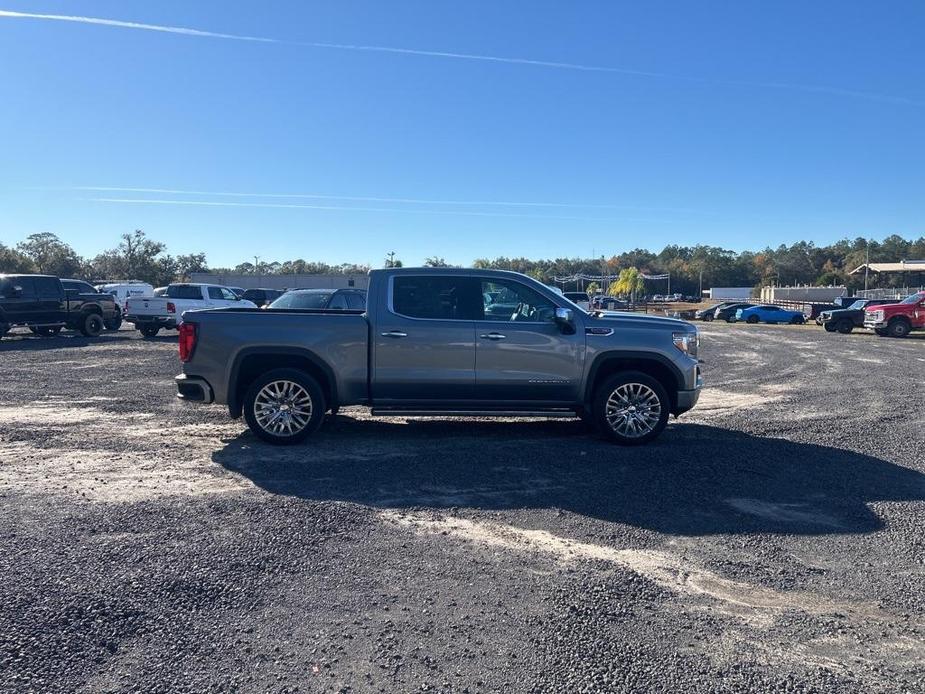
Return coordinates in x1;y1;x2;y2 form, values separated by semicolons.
735;305;806;324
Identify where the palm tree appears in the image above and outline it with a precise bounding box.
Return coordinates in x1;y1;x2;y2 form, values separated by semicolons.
609;267;646;302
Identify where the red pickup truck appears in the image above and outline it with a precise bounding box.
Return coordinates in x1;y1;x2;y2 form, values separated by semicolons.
864;291;925;338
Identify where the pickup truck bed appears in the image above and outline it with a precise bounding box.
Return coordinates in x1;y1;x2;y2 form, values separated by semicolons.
177;268;702;446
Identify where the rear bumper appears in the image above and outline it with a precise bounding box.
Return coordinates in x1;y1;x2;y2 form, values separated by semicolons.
175;374;214;403
127;315;177;329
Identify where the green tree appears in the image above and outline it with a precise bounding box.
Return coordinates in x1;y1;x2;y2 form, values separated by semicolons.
0;244;35;273
610;267;646;300
424;256;449;267
16;232;83;277
585;281;600;296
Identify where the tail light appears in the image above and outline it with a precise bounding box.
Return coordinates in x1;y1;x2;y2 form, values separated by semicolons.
167;301;177;314
178;322;197;362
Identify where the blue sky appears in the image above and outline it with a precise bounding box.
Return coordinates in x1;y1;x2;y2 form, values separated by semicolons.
1;1;922;268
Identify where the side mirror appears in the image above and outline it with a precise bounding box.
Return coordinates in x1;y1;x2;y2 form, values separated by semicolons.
554;307;576;334
10;285;23;298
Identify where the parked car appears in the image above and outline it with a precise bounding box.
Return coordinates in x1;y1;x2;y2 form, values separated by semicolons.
0;274;118;338
125;283;257;337
713;302;752;322
266;288;367;311
61;279;122;331
241;288;285;308
592;296;628;311
695;302;735;321
735;305;806;324
864;291;925;338
175;268;702;446
818;299;899;333
95;281;155;316
563;291;590;311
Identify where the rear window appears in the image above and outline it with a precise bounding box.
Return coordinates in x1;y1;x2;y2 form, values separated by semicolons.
166;285;204;300
34;277;61;298
392;276;480;320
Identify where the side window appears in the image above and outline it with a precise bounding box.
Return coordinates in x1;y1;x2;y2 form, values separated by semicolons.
34;277;61;298
207;287;224;300
345;292;366;310
392;276;480;320
328;293;349;310
481;280;556;322
219;288;237;301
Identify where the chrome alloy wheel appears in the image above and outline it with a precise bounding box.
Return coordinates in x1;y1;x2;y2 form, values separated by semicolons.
253;380;313;436
605;382;662;438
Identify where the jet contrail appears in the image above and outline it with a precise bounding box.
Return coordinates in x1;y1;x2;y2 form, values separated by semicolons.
72;186;692;212
84;196;672;223
0;8;913;103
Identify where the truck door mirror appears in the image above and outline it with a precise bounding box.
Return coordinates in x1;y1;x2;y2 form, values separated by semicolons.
554;307;576;334
10;285;23;298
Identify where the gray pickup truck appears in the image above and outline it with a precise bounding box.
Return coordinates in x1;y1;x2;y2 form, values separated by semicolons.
175;268;702;445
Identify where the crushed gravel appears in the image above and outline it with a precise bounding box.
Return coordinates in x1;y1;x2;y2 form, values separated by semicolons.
1;324;923;693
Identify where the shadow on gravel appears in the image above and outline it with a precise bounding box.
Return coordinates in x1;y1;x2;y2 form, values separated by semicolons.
0;332;176;351
212;420;925;536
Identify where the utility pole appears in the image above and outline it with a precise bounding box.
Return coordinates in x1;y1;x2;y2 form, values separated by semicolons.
864;243;870;291
386;251;396;268
699;268;703;298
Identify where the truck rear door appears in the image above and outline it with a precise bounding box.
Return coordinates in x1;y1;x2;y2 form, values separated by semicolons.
33;276;65;325
372;274;478;402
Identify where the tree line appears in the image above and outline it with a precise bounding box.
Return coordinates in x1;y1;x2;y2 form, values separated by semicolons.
1;231;923;294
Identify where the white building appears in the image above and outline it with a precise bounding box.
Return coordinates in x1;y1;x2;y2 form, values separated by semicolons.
702;287;753;300
759;285;847;303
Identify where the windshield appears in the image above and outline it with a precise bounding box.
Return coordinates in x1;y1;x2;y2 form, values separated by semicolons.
900;292;924;305
268;291;333;309
848;300;866;310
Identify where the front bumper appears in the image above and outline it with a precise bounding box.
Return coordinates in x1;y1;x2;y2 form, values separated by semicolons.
175;374;214;403
673;364;703;415
864;320;887;329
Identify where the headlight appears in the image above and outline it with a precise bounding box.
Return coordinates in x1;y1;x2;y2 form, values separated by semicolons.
673;331;699;359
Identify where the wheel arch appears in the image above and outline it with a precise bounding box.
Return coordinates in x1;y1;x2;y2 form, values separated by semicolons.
584;351;684;412
228;347;338;418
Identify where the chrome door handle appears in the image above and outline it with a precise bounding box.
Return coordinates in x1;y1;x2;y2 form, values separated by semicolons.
480;333;506;340
381;331;408;338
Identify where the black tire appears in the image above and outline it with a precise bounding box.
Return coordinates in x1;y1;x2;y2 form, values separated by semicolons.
30;326;62;336
823;322;837;332
789;315;804;325
138;325;160;338
79;313;104;337
836;319;853;334
702;313;714;322
592;371;670;446
887;319;911;338
104;314;123;331
243;368;326;445
746;315;760;324
725;315;736;323
875;328;889;337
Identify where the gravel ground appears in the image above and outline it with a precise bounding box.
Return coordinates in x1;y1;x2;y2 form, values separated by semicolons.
1;323;923;693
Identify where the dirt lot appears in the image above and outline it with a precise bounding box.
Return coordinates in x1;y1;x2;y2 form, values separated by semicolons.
1;323;924;693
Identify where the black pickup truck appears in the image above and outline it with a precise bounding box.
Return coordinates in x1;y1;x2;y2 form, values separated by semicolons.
0;274;119;338
818;298;899;333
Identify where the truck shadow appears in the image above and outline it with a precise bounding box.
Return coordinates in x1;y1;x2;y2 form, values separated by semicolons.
0;331;175;351
211;421;925;536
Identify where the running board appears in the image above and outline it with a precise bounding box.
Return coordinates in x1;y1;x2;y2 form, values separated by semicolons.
370;409;577;418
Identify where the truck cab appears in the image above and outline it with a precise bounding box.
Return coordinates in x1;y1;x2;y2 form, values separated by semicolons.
0;274;114;338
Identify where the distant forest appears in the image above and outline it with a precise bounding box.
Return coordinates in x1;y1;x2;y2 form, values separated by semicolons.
2;230;923;295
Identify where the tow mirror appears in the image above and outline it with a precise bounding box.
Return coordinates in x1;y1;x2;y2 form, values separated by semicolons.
11;285;23;298
554;307;575;334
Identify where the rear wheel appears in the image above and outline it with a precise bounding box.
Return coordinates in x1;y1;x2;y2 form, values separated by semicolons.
243;368;326;445
746;315;760;324
702;313;714;322
789;315;804;325
887;319;911;338
138;325;160;338
593;371;670;446
836;319;853;334
104;312;123;331
79;313;104;337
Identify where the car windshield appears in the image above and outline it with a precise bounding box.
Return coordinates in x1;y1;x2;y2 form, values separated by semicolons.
899;292;924;305
848;300;866;310
268;291;333;309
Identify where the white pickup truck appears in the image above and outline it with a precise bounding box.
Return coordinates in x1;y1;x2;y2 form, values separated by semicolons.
125;283;257;337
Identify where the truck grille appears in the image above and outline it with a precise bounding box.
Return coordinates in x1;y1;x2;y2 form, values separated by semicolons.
866;310;884;322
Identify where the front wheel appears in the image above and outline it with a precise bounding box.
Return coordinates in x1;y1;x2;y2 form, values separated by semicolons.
138;325;160;338
836;319;853;334
887;319;911;338
593;371;670;446
243;368;326;445
79;313;104;337
823;322;837;332
702;313;714;322
746;315;760;324
789;315;805;325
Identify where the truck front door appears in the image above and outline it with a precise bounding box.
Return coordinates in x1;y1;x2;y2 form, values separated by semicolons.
372;275;479;402
475;278;584;403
